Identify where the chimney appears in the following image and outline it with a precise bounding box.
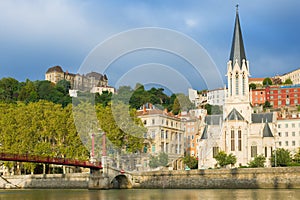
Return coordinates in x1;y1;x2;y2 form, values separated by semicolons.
143;104;147;114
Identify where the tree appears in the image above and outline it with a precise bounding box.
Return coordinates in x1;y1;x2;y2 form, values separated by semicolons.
214;151;228;167
294;148;300;163
95;91;112;107
284;78;293;85
183;155;198;169
148;152;169;168
226;153;237;166
205;104;222;115
18;79;38;103
263;77;272;86
270;148;292;167
96;102;146;153
0;77;20;102
263;101;272;109
214;151;237;168
248;155;266;168
249;83;256;90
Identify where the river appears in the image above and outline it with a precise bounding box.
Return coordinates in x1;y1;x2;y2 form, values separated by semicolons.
0;189;299;200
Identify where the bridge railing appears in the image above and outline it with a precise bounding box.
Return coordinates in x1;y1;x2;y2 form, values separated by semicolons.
0;152;102;169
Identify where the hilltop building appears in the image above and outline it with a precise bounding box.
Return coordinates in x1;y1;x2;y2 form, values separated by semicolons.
45;66;115;96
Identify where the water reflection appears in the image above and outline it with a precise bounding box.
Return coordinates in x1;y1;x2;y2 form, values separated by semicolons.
0;189;299;200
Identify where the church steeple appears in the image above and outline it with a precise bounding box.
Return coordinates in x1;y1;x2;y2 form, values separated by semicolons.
226;5;250;104
229;5;247;69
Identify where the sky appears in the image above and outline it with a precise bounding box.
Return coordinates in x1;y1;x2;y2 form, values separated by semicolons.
0;0;300;93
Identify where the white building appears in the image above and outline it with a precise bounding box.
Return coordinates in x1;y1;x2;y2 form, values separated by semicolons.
207;88;225;106
277;116;300;155
188;88;207;107
198;7;278;168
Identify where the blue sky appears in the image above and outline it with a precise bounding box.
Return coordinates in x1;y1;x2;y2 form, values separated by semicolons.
0;0;300;92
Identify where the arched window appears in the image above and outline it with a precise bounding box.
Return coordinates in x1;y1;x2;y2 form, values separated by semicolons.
231;129;235;151
238;130;242;151
242;72;246;95
235;72;239;95
230;73;233;96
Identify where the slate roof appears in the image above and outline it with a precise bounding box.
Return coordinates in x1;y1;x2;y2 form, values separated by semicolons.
263;122;273;137
225;108;244;121
46;65;63;73
205;115;223;125
200;125;208;140
229;7;247;69
251;113;274;123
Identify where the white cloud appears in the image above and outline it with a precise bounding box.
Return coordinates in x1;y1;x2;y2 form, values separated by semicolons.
185;18;198;28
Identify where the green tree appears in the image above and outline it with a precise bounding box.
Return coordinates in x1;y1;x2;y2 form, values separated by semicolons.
95;91;112;106
172;97;181;115
294;148;300;163
263;77;273;86
96;102;146;153
18;79;38;102
205;104;222;115
149;155;159;168
284;78;293;85
226;153;237;166
270;148;292;167
214;151;228;167
148;152;169;168
214;151;237;168
183;155;198;169
249;83;257;90
0;77;20;102
248;154;266;168
263;101;272;109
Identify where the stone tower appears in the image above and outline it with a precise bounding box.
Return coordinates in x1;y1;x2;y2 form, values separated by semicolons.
224;5;251;122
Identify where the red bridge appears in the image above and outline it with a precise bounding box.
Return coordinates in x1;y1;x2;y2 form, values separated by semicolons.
0;152;102;169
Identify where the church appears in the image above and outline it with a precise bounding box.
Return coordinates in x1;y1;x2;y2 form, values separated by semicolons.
198;7;278;168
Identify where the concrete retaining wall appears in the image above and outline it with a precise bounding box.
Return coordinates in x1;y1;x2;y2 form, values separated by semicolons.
132;167;300;189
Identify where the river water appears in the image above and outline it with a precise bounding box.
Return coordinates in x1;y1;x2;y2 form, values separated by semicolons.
0;189;299;200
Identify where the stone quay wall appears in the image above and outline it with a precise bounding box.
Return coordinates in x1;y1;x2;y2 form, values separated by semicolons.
1;167;300;189
132;167;300;189
0;173;90;189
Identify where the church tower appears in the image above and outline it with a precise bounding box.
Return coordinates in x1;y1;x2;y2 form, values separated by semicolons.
224;5;251;122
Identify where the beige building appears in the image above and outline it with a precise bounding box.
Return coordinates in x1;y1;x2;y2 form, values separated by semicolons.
45;66;110;92
280;68;300;85
137;104;185;169
45;66;114;95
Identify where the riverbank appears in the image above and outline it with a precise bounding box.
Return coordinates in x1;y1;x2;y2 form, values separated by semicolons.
1;167;300;189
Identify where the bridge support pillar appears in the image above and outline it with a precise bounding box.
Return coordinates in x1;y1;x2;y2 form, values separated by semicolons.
88;174;110;189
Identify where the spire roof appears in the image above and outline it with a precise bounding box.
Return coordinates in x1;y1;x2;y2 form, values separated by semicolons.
225;108;245;121
229;5;247;69
200;125;208;140
262;122;274;137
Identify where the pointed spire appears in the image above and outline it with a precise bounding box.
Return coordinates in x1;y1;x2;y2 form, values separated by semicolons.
229;5;247;69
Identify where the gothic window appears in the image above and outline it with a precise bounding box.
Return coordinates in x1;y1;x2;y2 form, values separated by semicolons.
235;72;239;95
231;130;235;151
213;146;219;158
238;130;242;151
242;74;246;95
265;147;267;157
251;146;257;157
230;74;233;96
